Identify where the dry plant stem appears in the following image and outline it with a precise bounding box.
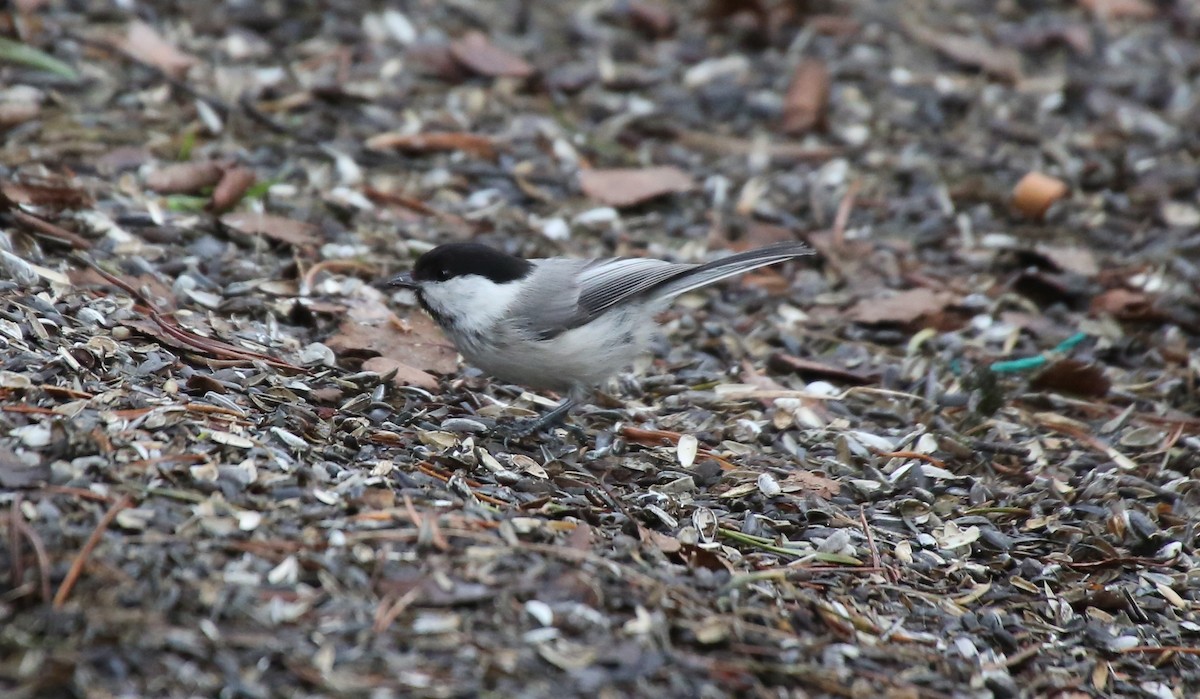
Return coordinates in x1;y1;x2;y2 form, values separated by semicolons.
1120;646;1200;655
415;461;509;508
872;449;947;469
53;495;134;609
9;208;94;249
372;586;422;634
403;493;450;551
300;259;377;294
831;177;861;248
76;255;303;370
12;515;53;604
8;498;25;597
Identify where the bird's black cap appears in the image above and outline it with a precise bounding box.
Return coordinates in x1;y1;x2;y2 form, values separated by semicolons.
408;243;534;285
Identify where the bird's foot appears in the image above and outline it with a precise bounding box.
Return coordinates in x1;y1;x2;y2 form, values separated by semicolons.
489;398;582;444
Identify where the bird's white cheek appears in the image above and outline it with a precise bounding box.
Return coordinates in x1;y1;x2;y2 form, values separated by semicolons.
420;276;522;334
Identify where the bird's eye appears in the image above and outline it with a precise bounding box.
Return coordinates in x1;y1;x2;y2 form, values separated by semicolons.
436;268;451;281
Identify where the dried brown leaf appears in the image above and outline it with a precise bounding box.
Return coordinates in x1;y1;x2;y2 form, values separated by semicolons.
807;14;861;37
778;471;840;499
449;31;534;79
122;21;198;79
907;23;1022;81
1090;288;1161;322
220;212;320;247
365;131;497;159
362;356;438;391
578;167;693;207
146;161;224;195
0;182;92;210
768;354;878;386
780;59;829;134
208;166;257;213
1078;0;1157;20
847;288;959;325
1035;245;1099;277
705;0;770;32
1030;359;1111;398
628;2;675;37
325;298;459;376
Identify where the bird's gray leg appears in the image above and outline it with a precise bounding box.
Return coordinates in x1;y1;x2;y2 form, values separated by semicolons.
494;397;579;441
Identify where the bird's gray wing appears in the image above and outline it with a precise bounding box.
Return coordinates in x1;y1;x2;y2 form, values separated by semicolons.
509;257;693;341
576;257;698;318
516;243;811;340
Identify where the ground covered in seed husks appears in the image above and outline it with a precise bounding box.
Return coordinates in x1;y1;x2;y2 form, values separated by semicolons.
1;0;1199;697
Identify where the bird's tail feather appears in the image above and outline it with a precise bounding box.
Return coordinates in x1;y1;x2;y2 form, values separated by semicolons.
648;242;812;300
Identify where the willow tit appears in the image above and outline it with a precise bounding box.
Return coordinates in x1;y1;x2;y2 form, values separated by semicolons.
389;241;811;433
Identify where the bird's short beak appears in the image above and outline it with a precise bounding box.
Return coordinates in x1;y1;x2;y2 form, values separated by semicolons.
388;272;417;290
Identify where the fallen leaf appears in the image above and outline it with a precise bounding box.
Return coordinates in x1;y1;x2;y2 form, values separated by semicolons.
807;14;861;37
705;0;770;34
578;167;693;207
362;356;438;390
407;41;468;81
0;181;92;210
146;161;224;194
365;131;497;159
907;23;1022;82
208;166;257;213
1090;288;1162;322
847;288;959;325
780;59;829;134
1030;359;1111;398
220;212;320;247
1013;171;1068;220
640;526;682;554
768;354;878;386
357;487;397;510
449;31;533;79
325;296;459;376
122;21;198;79
95;146;153;174
1034;245;1098;277
1078;0;1156;20
628;2;675;38
778;470;840;499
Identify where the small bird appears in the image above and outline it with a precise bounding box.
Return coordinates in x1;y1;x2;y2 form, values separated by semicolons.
389;241;812;433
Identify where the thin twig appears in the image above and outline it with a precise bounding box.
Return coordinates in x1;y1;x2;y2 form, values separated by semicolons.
8;498;25;597
1120;646;1200;655
74;255;302;371
53;495;133;609
12;515;53;604
831;178;861;248
372;586;422;634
